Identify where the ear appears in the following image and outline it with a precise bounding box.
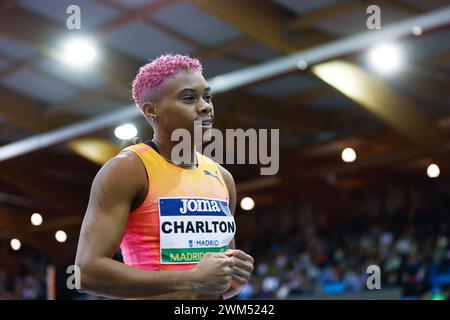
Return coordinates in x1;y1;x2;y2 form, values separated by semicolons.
142;101;159;120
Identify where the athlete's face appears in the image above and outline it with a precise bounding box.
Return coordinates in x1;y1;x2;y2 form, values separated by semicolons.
150;69;214;138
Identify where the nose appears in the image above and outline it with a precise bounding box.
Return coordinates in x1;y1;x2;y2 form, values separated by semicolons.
197;98;213;116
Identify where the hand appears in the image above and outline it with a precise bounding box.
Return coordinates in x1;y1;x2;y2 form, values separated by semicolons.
225;249;254;286
222;249;254;299
189;252;235;294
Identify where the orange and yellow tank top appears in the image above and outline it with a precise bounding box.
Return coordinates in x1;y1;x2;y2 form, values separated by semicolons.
119;142;235;271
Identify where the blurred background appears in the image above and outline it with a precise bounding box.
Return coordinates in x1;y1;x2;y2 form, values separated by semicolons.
0;0;449;300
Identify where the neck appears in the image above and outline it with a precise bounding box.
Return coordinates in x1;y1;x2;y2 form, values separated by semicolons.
152;131;198;166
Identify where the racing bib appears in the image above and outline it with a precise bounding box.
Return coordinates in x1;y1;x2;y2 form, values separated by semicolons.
158;197;236;264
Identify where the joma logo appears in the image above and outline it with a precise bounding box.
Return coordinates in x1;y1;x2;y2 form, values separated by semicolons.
179;199;221;214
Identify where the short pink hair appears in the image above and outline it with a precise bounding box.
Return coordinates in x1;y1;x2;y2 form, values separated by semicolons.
132;54;203;109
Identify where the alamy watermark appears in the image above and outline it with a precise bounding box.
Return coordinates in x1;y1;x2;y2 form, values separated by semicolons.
66;5;81;30
66;265;81;290
170;121;279;175
366;5;382;30
366;264;381;290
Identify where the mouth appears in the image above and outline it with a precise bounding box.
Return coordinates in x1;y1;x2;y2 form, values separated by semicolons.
197;118;213;128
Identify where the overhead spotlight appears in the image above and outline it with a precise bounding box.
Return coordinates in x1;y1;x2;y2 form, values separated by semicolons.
368;43;403;74
61;37;97;68
427;163;440;178
31;213;43;226
411;26;422;36
341;147;356;163
10;238;21;251
240;197;255;211
115;123;138;140
55;230;67;243
297;60;308;70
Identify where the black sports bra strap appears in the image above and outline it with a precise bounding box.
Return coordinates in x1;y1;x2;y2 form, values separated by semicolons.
145;140;160;154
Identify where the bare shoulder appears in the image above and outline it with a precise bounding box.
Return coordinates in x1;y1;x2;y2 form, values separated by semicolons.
90;150;147;205
77;150;147;266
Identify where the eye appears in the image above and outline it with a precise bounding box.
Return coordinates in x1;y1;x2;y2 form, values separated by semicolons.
203;94;213;103
182;96;195;103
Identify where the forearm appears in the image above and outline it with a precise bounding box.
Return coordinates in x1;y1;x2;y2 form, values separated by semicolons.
78;257;195;299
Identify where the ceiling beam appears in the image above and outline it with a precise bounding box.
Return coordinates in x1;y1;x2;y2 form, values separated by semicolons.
0;3;255;118
282;85;336;104
386;0;424;14
0;87;47;132
0;86;98;135
196;35;253;60
191;0;299;53
0;7;140;92
196;5;450;93
288;0;364;32
100;0;256;66
98;0;254;64
0;159;89;215
219;91;338;132
96;0;183;34
312;60;448;155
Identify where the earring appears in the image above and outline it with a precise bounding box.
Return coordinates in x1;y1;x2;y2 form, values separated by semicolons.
133;137;142;144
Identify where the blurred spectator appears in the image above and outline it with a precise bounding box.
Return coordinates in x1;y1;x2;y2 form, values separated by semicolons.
233;198;450;300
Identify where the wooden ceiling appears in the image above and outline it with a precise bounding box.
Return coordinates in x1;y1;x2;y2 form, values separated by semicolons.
0;0;449;266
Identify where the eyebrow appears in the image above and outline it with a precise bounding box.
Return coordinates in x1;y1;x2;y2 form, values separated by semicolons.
179;87;212;94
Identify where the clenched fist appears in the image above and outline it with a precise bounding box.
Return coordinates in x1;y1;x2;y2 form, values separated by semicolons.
189;252;235;294
222;249;254;299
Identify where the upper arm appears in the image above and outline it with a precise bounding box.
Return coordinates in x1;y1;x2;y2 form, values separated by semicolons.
218;165;236;249
76;151;146;266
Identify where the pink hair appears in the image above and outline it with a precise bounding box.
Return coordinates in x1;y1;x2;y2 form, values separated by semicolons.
132;54;203;109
